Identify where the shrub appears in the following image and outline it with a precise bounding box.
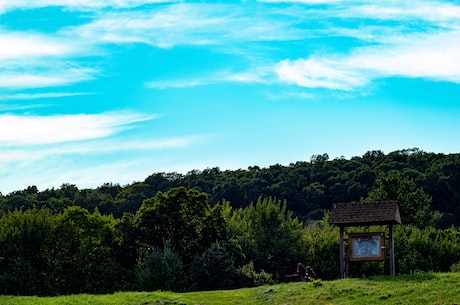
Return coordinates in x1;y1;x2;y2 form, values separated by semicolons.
136;244;186;292
451;261;460;272
189;242;238;290
396;226;460;274
301;213;340;280
236;261;274;287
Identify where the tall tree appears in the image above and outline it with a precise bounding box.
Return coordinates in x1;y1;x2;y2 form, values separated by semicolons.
365;171;436;228
0;208;56;295
226;197;303;276
49;206;120;294
134;187;223;266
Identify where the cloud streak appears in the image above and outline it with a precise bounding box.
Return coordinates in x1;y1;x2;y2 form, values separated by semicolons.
0;0;179;13
0;92;94;101
0;30;96;89
0;68;96;89
4;0;459;92
145;68;271;89
78;0;459;91
0;112;154;145
275;27;460;90
0;32;77;60
0;135;207;162
62;3;307;48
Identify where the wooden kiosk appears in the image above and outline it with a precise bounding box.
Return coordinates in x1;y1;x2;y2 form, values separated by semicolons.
331;201;402;278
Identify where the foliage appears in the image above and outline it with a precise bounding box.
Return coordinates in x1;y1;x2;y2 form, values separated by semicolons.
134;187;222;266
312;278;323;287
236;261;274;287
1;149;460;228
0;208;56;295
48;206;121;294
225;197;304;277
395;226;460;274
1;148;460;294
365;171;437;227
301;212;340;280
189;242;238;290
0;197;458;295
451;261;460;272
135;243;187;292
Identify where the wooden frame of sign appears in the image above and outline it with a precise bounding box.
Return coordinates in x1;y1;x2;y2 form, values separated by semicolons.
348;232;385;262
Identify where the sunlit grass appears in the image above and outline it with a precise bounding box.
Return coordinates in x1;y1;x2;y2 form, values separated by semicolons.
1;272;458;305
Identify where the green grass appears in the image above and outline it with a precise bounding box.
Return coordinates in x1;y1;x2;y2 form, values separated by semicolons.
1;272;459;305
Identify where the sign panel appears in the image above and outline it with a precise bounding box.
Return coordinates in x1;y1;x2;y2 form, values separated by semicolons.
348;232;385;261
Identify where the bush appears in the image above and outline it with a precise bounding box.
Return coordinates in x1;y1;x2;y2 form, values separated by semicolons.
0;257;54;296
0;208;56;295
136;244;186;292
396;226;460;274
301;213;340;280
451;261;460;272
189;242;238;290
224;197;304;277
236;261;274;287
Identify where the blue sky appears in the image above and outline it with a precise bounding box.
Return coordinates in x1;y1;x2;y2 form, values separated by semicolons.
1;0;460;194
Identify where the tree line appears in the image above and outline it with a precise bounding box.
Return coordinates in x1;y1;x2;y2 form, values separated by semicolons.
1;148;460;227
0;187;459;296
0;190;304;295
0;148;459;295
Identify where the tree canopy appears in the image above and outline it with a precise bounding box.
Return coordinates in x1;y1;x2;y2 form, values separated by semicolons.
0;148;460;295
1;148;458;227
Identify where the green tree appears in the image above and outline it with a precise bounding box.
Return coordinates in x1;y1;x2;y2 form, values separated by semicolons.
190;242;238;290
226;197;303;277
134;187;220;266
395;226;460;273
0;208;56;295
49;206;121;294
365;171;436;228
301;212;340;280
135;243;186;292
115;183;151;215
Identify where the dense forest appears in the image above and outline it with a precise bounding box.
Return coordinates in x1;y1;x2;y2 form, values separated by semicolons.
1;148;460;295
2;148;460;227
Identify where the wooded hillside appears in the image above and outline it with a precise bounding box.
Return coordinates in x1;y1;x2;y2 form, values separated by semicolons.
2;148;459;227
0;148;459;296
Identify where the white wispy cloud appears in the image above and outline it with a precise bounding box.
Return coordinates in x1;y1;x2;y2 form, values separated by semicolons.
146;79;210;89
0;92;94;101
346;2;460;23
0;134;209;193
0;112;154;145
63;3;305;48
145;69;270;89
0;0;178;13
275;27;460;90
0;68;96;89
258;0;342;3
0;30;97;89
0;135;207;162
60;4;223;47
0;32;76;60
275;57;367;90
0;153;190;194
260;0;460;22
0;92;93;111
65;0;460;92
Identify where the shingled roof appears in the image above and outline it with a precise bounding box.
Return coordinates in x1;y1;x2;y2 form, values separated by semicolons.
331;201;402;226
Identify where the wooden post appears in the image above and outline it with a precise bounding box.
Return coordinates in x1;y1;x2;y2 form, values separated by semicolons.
389;224;395;276
340;226;345;278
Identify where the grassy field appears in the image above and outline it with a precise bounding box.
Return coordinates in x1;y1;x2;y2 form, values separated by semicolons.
1;272;458;305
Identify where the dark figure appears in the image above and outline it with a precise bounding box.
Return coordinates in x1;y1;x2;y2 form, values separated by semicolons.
297;263;316;281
